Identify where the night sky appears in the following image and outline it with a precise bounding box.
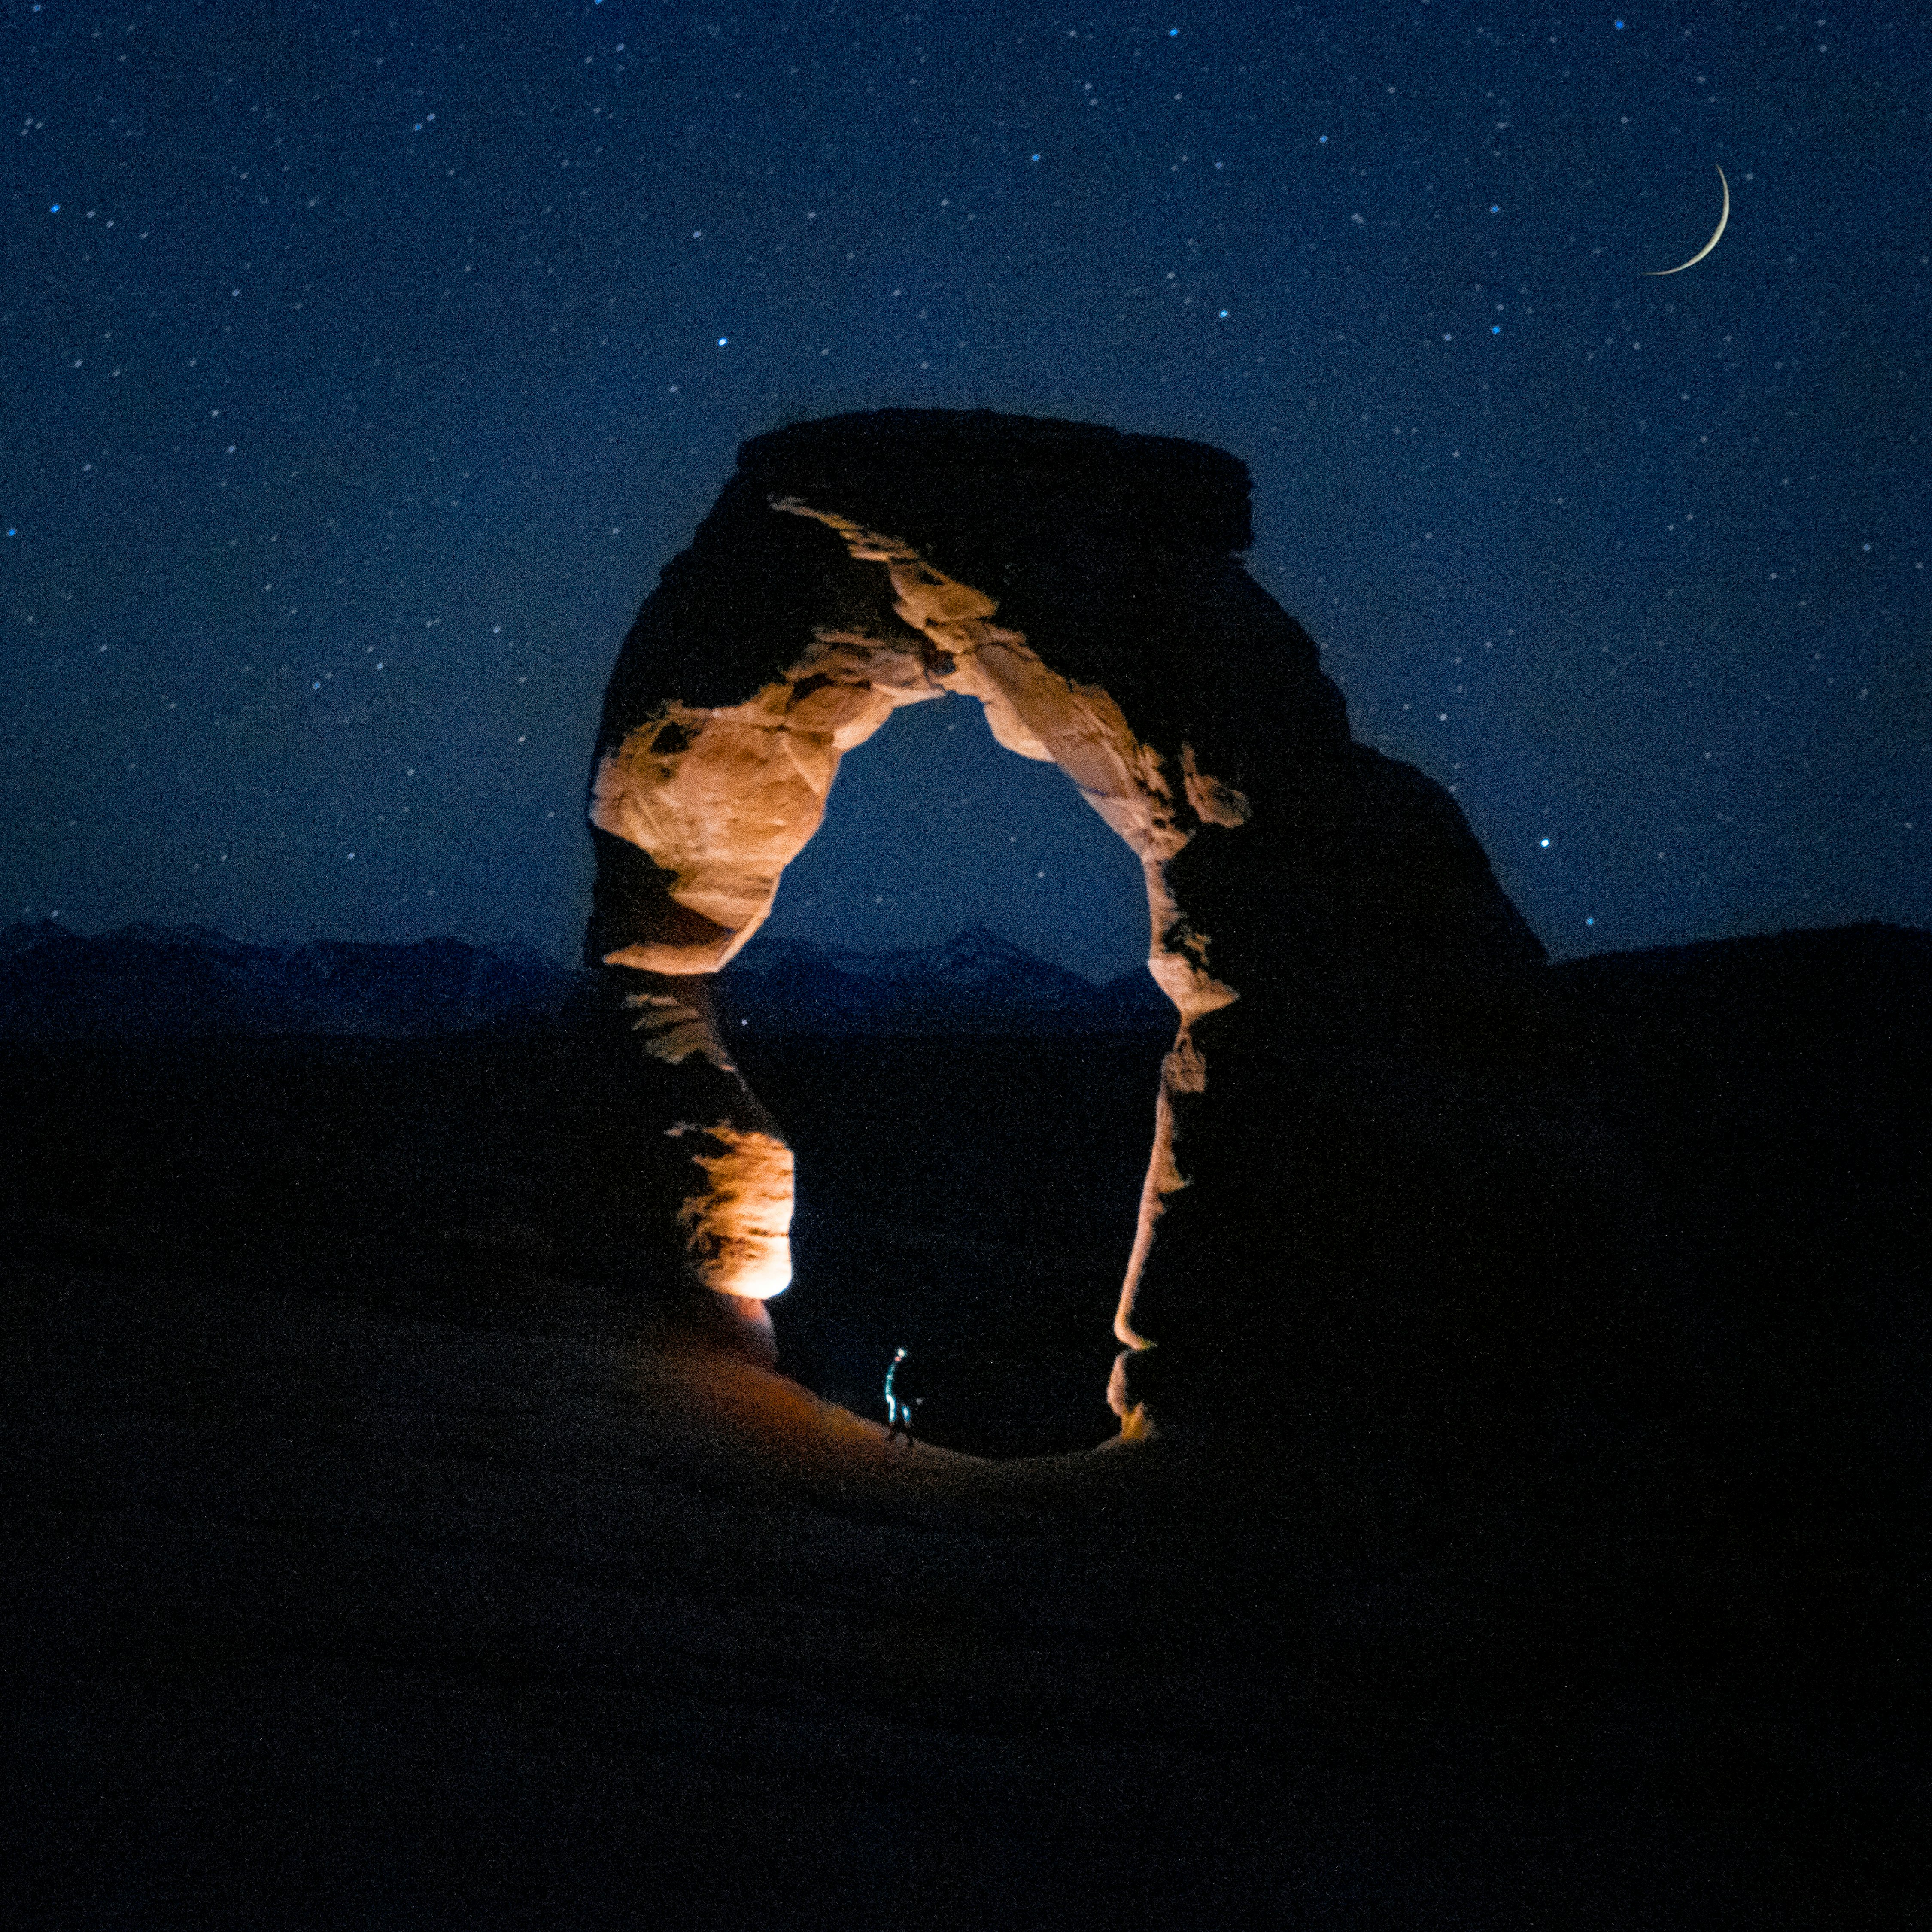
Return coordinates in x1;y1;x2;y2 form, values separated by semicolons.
6;0;1927;984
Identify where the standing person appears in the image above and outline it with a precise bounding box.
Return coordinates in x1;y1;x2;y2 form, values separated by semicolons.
883;1347;923;1442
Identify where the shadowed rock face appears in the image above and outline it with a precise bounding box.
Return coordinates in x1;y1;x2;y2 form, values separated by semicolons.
585;410;1546;1411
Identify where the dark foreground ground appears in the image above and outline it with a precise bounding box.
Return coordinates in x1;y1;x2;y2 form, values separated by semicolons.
3;925;1928;1926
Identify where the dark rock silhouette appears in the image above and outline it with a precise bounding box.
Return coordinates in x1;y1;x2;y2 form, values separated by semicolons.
583;409;1547;1393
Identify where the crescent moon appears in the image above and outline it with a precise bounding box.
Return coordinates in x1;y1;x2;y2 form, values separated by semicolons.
1646;165;1729;276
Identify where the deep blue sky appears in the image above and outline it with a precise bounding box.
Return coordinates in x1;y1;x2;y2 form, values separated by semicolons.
5;0;1927;981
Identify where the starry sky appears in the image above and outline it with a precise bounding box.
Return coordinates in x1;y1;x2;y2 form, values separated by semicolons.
5;0;1927;982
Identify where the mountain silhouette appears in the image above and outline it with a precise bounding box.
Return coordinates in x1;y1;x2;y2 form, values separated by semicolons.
0;921;581;1041
0;920;1174;1042
713;922;1173;1035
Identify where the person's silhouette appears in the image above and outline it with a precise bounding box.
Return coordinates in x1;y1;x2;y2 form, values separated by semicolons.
883;1347;925;1442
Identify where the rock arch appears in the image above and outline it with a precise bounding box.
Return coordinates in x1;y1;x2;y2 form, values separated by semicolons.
585;411;1544;1425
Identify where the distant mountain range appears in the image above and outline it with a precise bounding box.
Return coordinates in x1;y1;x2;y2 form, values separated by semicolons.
713;924;1174;1036
0;922;583;1042
9;917;1929;1046
0;920;1175;1042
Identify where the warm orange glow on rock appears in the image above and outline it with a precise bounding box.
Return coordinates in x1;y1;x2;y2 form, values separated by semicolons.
673;1123;794;1300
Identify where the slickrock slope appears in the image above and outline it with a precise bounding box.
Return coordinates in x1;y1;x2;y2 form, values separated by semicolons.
6;1237;1917;1931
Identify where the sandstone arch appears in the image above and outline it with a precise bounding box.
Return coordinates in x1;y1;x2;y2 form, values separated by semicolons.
585;412;1544;1424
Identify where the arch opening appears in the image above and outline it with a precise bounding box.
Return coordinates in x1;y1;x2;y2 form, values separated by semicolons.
746;689;1150;985
713;690;1168;1455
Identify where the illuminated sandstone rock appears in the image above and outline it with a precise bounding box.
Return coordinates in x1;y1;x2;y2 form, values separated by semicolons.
585;411;1544;1409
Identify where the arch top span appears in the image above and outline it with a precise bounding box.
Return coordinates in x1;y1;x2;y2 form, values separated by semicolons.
766;493;1245;1027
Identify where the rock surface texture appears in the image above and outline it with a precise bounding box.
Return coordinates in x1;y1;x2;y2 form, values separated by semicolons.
586;410;1546;1413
